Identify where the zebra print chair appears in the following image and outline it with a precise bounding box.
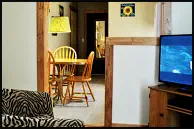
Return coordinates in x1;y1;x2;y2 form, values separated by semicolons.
2;88;84;127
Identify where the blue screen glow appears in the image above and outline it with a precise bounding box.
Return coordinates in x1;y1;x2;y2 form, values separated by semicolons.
159;35;192;86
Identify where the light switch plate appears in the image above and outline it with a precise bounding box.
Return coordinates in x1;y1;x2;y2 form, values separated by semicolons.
82;38;84;42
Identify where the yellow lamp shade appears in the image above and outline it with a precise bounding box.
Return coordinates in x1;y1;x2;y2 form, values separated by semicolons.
48;16;71;33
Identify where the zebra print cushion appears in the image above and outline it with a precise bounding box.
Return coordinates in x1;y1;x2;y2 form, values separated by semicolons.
2;114;84;127
2;88;54;118
2;88;84;127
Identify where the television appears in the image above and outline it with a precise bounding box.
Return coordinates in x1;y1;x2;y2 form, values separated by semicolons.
159;34;192;88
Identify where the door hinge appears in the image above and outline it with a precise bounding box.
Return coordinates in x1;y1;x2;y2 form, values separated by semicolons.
149;94;150;98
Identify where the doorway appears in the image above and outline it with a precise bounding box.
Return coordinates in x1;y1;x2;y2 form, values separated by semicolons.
69;5;78;52
37;3;112;126
86;13;108;74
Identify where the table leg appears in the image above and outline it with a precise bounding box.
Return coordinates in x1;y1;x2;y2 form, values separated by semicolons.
60;64;65;96
63;81;71;105
57;76;63;104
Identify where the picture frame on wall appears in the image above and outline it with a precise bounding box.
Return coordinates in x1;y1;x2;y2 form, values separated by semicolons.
121;3;135;17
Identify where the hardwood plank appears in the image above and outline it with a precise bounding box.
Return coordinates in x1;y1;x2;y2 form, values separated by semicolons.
149;89;168;127
161;2;164;35
167;105;192;113
167;107;192;116
106;37;159;46
105;42;113;127
167;109;180;127
149;85;192;97
37;2;49;92
149;85;191;127
163;2;172;35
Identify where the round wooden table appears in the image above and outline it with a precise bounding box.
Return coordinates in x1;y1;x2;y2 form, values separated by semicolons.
54;59;87;104
55;59;87;65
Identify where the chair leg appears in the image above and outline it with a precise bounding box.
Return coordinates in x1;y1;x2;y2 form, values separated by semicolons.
55;84;59;103
54;85;57;93
81;82;89;107
71;82;75;98
63;82;71;105
67;83;71;99
57;80;63;104
49;84;52;96
56;96;59;102
86;81;95;101
53;101;55;107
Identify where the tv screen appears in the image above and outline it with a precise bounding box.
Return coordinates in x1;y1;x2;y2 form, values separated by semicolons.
159;34;192;86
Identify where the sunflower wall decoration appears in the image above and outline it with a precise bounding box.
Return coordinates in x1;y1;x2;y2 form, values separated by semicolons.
121;3;135;17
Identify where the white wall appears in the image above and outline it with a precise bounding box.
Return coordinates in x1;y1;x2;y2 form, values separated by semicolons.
109;2;158;125
2;2;37;91
113;46;159;124
171;2;192;34
48;2;77;52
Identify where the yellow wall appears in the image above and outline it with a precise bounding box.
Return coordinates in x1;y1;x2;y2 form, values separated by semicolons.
109;2;157;37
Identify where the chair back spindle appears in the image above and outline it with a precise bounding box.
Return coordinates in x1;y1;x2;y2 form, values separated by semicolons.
54;46;77;76
54;46;77;59
82;51;95;79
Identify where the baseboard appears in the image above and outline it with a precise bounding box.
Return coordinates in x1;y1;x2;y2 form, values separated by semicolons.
112;123;148;127
85;123;148;127
85;124;104;127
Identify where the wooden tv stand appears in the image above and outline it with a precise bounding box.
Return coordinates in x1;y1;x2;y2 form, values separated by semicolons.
148;85;192;127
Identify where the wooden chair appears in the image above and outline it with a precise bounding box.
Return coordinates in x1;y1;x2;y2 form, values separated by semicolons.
54;46;77;85
63;51;95;107
54;46;77;60
48;50;62;104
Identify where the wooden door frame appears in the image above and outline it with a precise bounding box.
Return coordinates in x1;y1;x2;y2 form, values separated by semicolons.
69;5;78;51
84;10;111;126
37;4;112;127
104;2;170;127
37;2;49;93
84;11;108;75
105;37;159;127
84;10;108;58
37;2;170;127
